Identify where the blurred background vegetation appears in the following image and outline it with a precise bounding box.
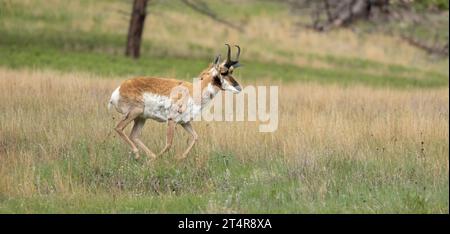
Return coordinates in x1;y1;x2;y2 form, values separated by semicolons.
0;0;448;87
0;0;448;213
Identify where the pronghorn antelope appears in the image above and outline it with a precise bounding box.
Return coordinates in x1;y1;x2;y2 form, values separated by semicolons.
108;44;243;160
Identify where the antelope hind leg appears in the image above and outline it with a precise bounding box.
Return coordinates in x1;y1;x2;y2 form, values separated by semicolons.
114;107;143;159
130;118;157;160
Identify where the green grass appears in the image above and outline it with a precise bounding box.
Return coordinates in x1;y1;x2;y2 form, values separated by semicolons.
1;138;448;213
152;0;287;18
1;28;448;87
0;149;447;213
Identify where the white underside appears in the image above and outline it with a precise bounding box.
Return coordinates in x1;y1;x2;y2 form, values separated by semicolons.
108;85;215;124
141;92;201;123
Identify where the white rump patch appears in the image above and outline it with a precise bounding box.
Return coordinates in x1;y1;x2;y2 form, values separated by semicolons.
108;86;121;110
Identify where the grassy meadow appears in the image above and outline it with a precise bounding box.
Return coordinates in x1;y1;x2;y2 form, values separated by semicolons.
0;0;448;213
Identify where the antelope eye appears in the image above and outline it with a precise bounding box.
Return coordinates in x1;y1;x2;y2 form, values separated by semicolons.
220;71;228;76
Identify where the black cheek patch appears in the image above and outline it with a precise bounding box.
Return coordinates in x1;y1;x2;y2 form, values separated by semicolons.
213;76;222;86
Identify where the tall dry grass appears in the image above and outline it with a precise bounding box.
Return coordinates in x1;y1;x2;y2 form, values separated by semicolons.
0;67;448;201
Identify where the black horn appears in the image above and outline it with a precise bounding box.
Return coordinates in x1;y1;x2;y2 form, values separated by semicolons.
234;45;240;61
223;43;242;68
225;43;231;63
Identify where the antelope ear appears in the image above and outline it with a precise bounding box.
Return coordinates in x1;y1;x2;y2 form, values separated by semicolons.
213;54;221;65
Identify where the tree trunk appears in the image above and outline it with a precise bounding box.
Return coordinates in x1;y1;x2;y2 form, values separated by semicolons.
125;0;148;59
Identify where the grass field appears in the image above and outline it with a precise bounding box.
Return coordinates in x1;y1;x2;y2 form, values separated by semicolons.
0;68;448;213
0;0;448;213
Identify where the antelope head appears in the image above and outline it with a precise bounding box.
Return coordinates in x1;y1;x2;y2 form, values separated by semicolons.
210;44;243;94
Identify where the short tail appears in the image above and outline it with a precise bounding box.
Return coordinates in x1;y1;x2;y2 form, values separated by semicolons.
108;86;120;111
108;100;113;110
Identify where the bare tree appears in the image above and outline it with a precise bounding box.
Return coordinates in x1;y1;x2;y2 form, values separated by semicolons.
125;0;148;59
401;35;449;57
285;0;389;31
180;0;244;32
284;0;448;56
124;0;244;59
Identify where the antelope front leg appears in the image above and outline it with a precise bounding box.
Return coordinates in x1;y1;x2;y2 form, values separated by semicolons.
178;122;198;160
157;119;175;156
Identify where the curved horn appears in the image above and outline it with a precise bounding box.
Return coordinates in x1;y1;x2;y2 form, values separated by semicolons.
225;43;231;62
234;45;240;61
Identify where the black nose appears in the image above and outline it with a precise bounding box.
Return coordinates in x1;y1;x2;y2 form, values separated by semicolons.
235;85;242;92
